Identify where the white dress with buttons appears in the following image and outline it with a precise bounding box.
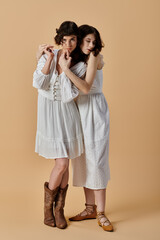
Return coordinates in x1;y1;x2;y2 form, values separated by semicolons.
33;49;86;159
72;69;110;189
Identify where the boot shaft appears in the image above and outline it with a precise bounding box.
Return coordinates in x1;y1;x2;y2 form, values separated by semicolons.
44;182;59;206
44;182;59;227
55;184;68;229
55;184;68;210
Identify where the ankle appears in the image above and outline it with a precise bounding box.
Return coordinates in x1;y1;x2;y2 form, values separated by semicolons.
84;203;97;215
97;211;105;215
85;203;96;207
97;211;106;219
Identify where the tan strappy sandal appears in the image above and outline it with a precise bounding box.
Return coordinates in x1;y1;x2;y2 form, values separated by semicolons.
69;203;97;221
97;211;113;232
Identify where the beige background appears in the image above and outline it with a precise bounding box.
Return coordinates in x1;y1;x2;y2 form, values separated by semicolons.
0;0;160;239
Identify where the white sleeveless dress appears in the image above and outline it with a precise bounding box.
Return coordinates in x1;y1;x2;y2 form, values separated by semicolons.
33;49;86;159
72;70;110;189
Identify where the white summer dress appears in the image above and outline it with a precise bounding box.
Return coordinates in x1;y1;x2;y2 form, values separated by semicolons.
72;69;110;189
33;49;86;159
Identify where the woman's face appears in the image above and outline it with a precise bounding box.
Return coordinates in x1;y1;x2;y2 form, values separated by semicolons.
80;34;96;55
61;35;77;54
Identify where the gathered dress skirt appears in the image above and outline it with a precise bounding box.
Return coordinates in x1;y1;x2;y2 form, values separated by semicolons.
35;93;83;159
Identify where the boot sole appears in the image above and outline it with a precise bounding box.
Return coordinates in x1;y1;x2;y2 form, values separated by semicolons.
44;222;56;227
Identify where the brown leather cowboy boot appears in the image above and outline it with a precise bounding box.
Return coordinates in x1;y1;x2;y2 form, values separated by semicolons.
55;184;68;229
69;203;97;221
44;182;59;227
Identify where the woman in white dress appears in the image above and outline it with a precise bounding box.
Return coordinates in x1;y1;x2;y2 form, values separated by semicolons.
37;25;113;232
33;21;86;229
59;25;113;232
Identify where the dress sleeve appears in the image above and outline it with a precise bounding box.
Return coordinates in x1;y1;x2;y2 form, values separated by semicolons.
33;54;51;90
60;72;79;103
61;62;87;103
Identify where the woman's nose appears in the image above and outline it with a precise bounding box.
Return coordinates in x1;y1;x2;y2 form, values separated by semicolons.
89;42;94;48
66;40;71;47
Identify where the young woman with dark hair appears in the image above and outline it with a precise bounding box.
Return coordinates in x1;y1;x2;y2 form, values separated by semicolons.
37;24;113;232
33;21;86;229
59;24;113;232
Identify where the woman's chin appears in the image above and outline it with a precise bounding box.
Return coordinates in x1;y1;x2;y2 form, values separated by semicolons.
83;51;90;55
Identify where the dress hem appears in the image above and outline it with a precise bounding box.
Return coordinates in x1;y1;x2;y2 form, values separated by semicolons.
72;178;110;190
35;149;84;160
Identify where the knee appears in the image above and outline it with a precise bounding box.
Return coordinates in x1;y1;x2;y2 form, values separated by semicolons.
56;159;68;174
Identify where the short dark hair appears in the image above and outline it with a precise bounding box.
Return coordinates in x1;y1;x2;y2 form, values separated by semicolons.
78;25;104;57
54;21;79;45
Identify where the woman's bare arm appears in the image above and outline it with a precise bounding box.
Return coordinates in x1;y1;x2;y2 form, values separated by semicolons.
59;52;100;94
41;49;54;75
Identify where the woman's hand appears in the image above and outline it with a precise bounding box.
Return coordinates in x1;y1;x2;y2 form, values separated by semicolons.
36;44;54;61
59;51;72;71
43;47;54;60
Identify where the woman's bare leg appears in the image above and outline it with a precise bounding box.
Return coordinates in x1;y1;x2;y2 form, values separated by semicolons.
48;158;69;190
94;189;106;212
69;187;96;220
84;187;95;204
60;166;69;188
77;187;96;217
94;188;113;230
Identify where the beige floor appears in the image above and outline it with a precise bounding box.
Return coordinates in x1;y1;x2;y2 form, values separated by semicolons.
1;184;160;240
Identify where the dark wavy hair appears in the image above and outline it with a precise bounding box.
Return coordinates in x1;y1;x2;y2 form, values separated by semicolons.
54;21;79;45
54;21;81;64
78;25;104;62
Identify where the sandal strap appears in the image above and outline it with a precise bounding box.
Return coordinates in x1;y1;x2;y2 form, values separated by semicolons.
97;212;111;226
77;209;88;217
85;203;96;207
85;203;96;214
76;204;96;217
